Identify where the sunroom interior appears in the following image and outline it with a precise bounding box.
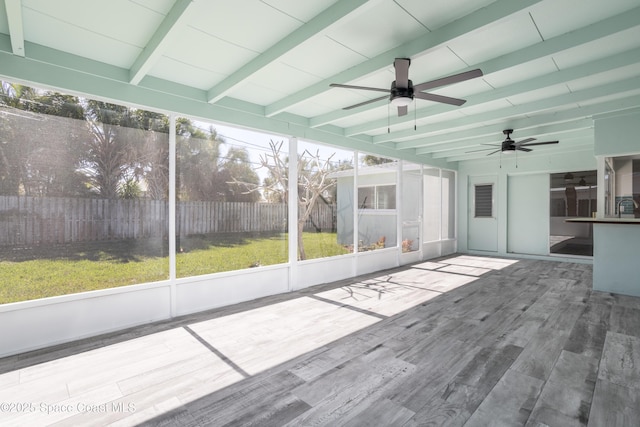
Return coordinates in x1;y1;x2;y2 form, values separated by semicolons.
1;0;640;423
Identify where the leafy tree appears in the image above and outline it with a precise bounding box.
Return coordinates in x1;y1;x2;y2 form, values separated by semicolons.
176;123;260;202
81;100;144;199
221;146;260;202
362;154;393;166
0;83;27;195
0;82;36;108
0;83;90;196
118;177;142;199
133;112;169;200
0;81;254;204
177;124;226;201
23;93;90;197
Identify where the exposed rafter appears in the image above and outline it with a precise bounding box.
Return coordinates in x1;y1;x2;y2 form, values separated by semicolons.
430;121;593;159
366;47;640;144
446;129;594;162
414;119;593;156
334;7;640;136
262;0;545;117
0;44;451;167
129;0;194;85
0;0;638;165
206;0;376;104
376;76;640;146
4;0;24;57
416;95;640;158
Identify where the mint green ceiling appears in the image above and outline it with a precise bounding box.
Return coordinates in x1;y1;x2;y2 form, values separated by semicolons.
1;0;639;167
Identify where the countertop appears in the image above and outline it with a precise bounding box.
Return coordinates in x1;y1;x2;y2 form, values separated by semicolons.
565;217;640;224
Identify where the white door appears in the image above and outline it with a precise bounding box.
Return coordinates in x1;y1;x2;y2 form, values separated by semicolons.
468;175;498;252
400;165;422;263
507;174;549;255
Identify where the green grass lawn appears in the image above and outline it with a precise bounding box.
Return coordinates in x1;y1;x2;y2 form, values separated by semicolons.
0;232;350;304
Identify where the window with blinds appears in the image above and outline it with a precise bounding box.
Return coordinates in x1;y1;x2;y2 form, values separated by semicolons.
474;184;493;217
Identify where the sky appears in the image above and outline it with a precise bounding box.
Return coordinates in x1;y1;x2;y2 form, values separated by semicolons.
191;119;358;180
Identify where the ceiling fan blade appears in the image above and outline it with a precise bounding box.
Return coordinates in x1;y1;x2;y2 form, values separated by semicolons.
414;92;466;106
517;147;532;152
394;58;410;89
466;146;499;153
329;83;390;93
398;105;408;116
342;94;389;110
486;149;501;156
518;140;559;147
515;137;536;145
413;68;483;92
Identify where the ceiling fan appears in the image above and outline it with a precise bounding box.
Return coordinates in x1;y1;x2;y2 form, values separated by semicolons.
468;129;559;156
329;58;483;116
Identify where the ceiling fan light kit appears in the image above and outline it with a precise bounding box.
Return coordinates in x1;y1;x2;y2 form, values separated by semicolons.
390;96;412;107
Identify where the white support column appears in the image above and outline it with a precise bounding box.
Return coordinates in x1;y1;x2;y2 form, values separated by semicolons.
397;159;403;264
418;164;424;259
454;169;459;252
439;168;443;242
169;114;177;316
353;152;359;277
596;156;606;218
288;137;298;291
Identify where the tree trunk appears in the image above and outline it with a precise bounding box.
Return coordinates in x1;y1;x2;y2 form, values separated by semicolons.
297;220;306;260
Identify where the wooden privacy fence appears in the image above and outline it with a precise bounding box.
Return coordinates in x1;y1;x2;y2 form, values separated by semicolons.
0;196;336;247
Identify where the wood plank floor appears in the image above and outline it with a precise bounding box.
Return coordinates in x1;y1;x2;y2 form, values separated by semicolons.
1;254;640;426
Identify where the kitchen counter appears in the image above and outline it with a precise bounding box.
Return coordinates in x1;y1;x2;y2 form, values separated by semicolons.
570;219;640;297
565;217;640;224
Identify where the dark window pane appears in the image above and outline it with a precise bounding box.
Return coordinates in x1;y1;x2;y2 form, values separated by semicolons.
358;187;375;209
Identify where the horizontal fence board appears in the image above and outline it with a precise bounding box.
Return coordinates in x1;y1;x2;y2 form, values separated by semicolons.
0;196;335;247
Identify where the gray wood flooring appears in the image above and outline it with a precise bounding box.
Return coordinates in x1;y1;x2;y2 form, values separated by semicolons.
1;254;640;426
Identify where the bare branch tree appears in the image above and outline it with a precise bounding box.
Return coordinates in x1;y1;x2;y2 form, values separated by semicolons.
296;148;335;259
231;139;336;260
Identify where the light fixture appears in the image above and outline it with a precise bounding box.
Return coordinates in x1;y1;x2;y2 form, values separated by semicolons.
564;172;574;182
579;177;586;186
390;96;412;107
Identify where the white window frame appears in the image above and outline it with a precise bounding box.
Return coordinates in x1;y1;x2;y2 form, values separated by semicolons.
358;184;396;210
